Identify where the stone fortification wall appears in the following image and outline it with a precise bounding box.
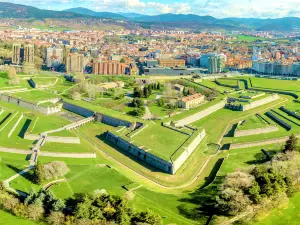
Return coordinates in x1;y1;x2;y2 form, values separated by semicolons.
0;94;62;114
234;125;278;137
175;100;226;127
242;94;280;111
95;113;136;129
171;129;206;173
106;131;173;173
215;79;239;89
63;101;140;129
62;102;94;117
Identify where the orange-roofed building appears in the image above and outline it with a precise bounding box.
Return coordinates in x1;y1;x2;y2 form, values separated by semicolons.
178;93;205;109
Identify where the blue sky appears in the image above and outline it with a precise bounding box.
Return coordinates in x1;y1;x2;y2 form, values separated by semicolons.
4;0;300;18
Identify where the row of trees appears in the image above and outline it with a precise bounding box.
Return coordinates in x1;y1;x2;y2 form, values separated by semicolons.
133;82;161;99
0;185;162;225
215;135;300;221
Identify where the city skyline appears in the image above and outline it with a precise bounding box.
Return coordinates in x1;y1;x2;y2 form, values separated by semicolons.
1;0;300;19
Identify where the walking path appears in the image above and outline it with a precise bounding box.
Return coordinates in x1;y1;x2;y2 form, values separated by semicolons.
142;101;154;120
43;179;67;190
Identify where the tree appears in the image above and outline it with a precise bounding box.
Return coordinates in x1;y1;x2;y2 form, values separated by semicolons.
72;92;81;101
157;82;161;90
129;108;145;117
47;211;65;225
157;98;164;107
133;87;143;98
43;161;69;180
26;204;44;221
216;188;251;215
120;58;125;63
131;98;144;108
283;134;299;153
132;210;162;225
33;162;45;185
7;67;19;85
143;87;149;98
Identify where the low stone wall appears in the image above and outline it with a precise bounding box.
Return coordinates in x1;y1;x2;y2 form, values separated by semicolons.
39;152;97;158
95;113;136;129
106;131;173;174
46;136;81;144
249;87;298;99
0;93;62;114
242;94;280;111
234;125;278;137
24;133;41;141
175;100;226;127
230;134;300;149
172;129;206;173
162;122;191;135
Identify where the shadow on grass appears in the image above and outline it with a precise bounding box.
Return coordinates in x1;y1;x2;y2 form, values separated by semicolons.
246;149;278;165
224;123;238;138
201;158;224;189
6;164;34;184
178;176;225;222
0;112;11;126
96;133;163;173
18;119;31;138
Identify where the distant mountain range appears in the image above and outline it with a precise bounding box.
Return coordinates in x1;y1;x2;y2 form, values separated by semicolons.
1;2;300;32
64;7;127;20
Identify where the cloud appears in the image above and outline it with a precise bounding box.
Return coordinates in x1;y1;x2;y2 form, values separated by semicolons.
3;0;300;18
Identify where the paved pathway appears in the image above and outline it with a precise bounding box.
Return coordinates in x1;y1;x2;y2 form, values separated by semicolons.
142;101;154;120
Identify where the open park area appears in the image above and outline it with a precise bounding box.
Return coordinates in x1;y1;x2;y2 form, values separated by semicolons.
0;71;300;225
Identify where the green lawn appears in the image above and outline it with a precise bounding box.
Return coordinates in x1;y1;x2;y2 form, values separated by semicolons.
12;90;58;103
254;192;300;225
216;78;239;87
30;115;73;135
237;114;269;130
131;123;189;161
32;77;57;86
251;77;300;93
40;139;92;153
0;210;39;225
0;113;35;149
148;102;175;117
201;79;233;93
235;35;268;42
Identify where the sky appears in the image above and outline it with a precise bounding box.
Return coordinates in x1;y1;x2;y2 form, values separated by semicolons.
3;0;300;18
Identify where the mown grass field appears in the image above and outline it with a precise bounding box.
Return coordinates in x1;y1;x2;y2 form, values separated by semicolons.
0;210;39;225
131;123;189;161
237;114;270;130
12;90;57;103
